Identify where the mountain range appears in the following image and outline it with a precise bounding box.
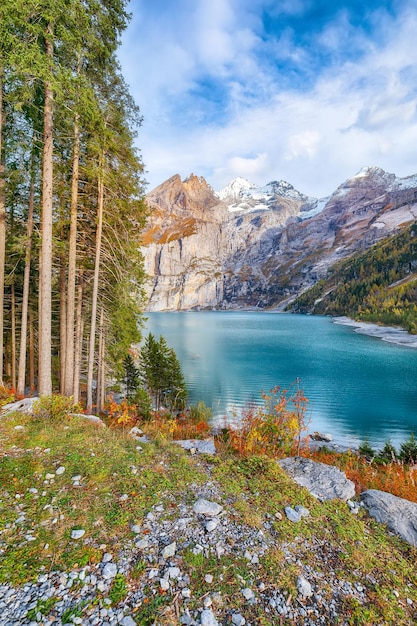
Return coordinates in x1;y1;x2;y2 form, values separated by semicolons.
141;167;417;311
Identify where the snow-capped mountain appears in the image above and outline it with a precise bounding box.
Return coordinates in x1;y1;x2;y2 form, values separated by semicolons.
142;167;417;311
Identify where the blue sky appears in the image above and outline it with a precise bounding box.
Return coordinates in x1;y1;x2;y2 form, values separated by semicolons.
119;0;417;197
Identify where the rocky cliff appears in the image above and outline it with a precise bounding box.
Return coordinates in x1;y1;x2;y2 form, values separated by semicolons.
141;167;417;310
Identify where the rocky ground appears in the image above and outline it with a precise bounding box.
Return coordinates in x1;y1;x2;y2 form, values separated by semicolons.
1;409;417;625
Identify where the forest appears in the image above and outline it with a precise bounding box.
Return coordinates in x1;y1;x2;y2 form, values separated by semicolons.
0;0;148;410
292;223;417;333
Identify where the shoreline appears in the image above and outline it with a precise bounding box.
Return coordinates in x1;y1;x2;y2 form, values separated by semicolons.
332;315;417;349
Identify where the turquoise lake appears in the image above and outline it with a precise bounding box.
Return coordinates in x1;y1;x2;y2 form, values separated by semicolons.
144;312;417;448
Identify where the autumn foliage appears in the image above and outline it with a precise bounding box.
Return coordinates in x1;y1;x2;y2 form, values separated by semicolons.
222;385;310;457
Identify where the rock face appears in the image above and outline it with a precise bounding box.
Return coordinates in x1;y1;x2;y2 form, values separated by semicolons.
360;489;417;548
278;457;356;501
141;167;417;310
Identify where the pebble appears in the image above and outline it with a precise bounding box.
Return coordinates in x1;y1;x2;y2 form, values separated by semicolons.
232;614;246;626
102;563;117;580
200;608;219;626
242;588;255;601
294;505;310;517
284;506;302;523
193;498;223;517
297;575;313;597
71;529;85;539
205;574;214;584
205;518;220;532
56;466;65;475
162;541;176;559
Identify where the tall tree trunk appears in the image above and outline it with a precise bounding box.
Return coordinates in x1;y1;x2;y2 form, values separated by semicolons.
64;108;80;397
96;305;105;413
38;24;54;396
17;175;35;397
59;261;66;393
86;164;104;413
73;267;84;404
29;308;35;394
0;70;5;386
11;281;16;390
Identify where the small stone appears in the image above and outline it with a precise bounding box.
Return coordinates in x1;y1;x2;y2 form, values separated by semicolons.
294;505;310;517
160;578;170;591
167;566;181;580
14;425;24;431
203;596;212;608
102;553;113;563
102;563;117;579
120;617;137;626
193;498;223;517
284;507;301;523
162;542;176;559
200;608;219;626
56;466;65;475
211;592;223;607
204;574;213;584
215;544;225;559
45;473;55;480
72;475;82;482
29;488;38;494
274;511;283;520
131;524;141;534
232;614;246;626
136;539;149;550
241;588;255;601
297;575;313;598
38;574;48;583
119;494;128;502
205;518;220;532
182;587;192;598
71;529;85;539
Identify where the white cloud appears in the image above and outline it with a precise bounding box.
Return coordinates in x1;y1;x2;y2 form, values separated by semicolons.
121;1;417;197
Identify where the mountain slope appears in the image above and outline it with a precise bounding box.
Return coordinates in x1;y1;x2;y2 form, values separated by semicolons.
141;167;417;311
291;223;417;333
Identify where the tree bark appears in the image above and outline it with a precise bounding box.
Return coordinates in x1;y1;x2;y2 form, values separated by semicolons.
59;261;66;393
38;24;54;396
73;267;84;404
86;163;104;413
96;305;105;413
64;107;80;396
11;281;16;390
0;70;5;385
17;174;35;397
29;308;35;394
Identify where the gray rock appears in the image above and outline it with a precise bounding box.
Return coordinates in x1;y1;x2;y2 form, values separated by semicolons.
69;413;105;427
193;498;223;517
360;489;417;547
56;466;65;475
278;457;355;501
297;575;313;597
120;618;136;626
102;563;117;579
71;529;85;539
136;539;149;550
175;439;216;455
1;397;39;416
232;614;246;626
285;507;301;523
310;432;333;442
241;588;255;601
162;541;177;559
200;609;219;626
205;518;220;532
294;505;310;517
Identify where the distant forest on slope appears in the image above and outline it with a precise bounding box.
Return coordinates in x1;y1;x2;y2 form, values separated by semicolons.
291;223;417;333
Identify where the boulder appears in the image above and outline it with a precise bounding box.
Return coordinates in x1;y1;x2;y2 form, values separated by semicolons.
1;397;39;416
174;438;216;455
278;457;355;501
360;489;417;548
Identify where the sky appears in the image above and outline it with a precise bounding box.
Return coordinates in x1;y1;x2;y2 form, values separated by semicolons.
118;0;417;198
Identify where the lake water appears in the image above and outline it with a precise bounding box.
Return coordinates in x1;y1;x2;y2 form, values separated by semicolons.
144;312;417;449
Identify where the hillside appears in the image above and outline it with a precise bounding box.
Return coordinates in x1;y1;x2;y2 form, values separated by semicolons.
1;409;417;625
141;167;417;311
291;223;417;333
